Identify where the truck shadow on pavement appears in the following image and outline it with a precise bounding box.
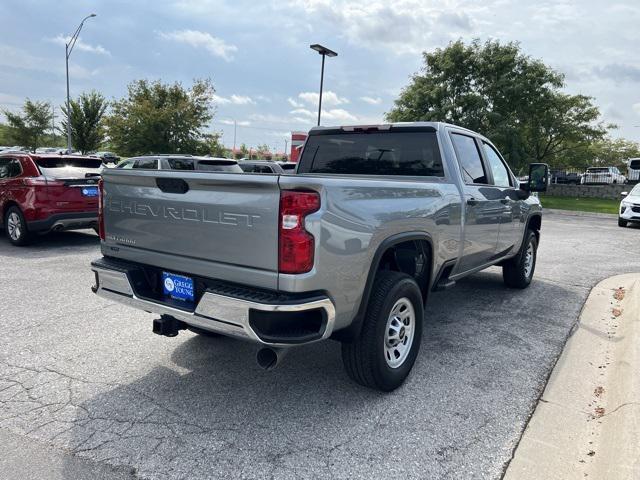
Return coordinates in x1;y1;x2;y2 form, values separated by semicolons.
65;269;586;479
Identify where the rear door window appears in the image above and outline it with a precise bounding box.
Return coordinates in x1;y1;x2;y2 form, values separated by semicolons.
482;142;511;187
299;132;444;176
451;133;487;184
165;158;195;170
134;158;158;169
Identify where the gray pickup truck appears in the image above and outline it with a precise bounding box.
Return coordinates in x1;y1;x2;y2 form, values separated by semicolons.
91;122;548;391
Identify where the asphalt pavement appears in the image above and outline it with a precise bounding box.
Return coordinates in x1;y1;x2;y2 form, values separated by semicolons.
0;212;639;479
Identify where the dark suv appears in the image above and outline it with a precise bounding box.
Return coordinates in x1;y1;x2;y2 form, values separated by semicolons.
0;153;102;245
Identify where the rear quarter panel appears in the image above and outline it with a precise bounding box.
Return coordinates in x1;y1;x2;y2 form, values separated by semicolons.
278;175;462;330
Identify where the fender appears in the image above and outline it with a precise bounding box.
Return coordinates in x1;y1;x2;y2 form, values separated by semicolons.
332;231;434;342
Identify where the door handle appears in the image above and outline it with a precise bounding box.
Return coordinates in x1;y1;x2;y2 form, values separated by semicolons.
467;198;479;206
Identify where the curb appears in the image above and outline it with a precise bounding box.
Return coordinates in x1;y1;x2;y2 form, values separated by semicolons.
544;208;618;219
504;273;640;480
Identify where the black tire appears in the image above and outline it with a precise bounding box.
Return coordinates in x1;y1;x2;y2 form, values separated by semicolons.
4;206;31;246
618;218;628;228
503;230;538;289
187;326;221;337
341;270;423;392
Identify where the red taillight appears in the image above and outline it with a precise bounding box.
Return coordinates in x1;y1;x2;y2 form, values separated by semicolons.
279;190;320;274
23;176;62;186
98;178;105;240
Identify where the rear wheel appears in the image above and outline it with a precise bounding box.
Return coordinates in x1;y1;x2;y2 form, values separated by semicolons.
4;206;31;246
618;218;628;228
503;230;538;289
341;270;423;391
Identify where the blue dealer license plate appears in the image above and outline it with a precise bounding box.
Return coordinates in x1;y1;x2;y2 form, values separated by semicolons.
162;271;194;302
81;186;98;197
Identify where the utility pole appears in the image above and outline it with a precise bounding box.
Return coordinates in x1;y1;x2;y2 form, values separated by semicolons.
233;120;237;154
284;139;288;161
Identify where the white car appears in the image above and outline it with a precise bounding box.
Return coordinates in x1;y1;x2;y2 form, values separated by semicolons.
619;184;640;227
581;166;626;185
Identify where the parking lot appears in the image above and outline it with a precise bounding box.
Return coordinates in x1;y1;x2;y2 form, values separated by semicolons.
0;212;638;480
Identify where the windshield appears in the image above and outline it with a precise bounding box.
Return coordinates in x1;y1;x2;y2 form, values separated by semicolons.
298;132;444;176
587;168;609;173
630;159;640;169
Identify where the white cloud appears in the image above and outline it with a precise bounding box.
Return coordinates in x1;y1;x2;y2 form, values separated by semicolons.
288;0;474;55
211;93;255;105
47;34;111;56
633;103;640;116
360;96;382;105
158;30;237;61
290;107;357;123
298;91;348;106
288;97;303;108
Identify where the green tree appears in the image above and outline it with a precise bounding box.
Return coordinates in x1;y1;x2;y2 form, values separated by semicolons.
386;40;608;172
562;136;640;170
2;99;53;151
105;78;214;156
60;91;107;154
193;132;226;157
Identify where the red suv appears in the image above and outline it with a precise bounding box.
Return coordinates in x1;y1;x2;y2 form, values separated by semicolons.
0;153;102;246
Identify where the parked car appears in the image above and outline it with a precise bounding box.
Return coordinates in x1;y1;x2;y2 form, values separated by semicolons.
91;122;548;391
0;152;102;245
627;158;640;184
618;184;640;227
92;151;121;166
35;147;65;154
239;160;284;174
276;161;298;172
117;155;243;173
581;166;626;185
551;170;581;184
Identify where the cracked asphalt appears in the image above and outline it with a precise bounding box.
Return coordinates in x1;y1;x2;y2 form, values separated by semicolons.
1;212;639;479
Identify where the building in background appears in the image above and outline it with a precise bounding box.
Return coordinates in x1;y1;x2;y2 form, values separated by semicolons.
290;131;307;163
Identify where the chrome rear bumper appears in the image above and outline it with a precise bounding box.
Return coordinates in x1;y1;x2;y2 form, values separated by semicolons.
91;261;335;347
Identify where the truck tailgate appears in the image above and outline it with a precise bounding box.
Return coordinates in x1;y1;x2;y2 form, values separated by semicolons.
102;169;280;273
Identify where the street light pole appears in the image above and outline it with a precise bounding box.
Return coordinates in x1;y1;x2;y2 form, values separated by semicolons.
65;13;96;153
310;44;337;126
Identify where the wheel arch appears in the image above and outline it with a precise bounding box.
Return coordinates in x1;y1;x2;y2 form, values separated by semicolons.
333;232;434;342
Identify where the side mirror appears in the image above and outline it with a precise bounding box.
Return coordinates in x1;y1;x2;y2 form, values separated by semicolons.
522;163;549;193
621;191;629;197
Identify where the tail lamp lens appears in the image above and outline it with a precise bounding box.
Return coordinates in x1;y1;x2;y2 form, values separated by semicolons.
279;190;320;274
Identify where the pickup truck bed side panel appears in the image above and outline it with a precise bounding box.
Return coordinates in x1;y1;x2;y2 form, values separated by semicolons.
278;175;462;331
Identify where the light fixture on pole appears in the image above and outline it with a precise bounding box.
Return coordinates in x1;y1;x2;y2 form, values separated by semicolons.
309;44;337;126
65;13;96;153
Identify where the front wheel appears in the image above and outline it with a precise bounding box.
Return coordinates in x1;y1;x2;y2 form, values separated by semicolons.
4;206;31;246
341;270;423;392
503;230;538;289
619;218;628;228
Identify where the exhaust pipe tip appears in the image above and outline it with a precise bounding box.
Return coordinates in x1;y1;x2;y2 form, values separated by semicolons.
256;347;288;370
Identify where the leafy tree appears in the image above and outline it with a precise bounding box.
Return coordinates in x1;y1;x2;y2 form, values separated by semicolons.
192;132;227;157
386;40;608;172
105;79;214;156
2;99;53;151
60;91;107;154
562;136;640;170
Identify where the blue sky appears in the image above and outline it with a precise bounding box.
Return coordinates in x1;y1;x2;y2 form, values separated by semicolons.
1;0;640;151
